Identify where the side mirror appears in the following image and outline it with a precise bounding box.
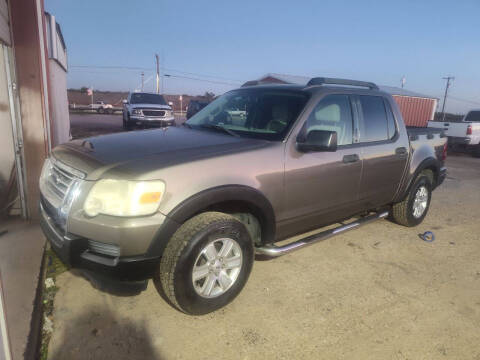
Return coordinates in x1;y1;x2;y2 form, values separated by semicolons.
168;101;173;106
122;99;128;104
296;130;337;152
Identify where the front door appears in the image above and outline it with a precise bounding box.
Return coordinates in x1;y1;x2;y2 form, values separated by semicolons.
280;94;364;238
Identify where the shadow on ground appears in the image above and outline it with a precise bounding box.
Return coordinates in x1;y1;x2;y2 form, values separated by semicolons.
48;306;163;360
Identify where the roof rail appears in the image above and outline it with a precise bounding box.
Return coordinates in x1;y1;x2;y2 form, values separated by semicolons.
307;77;379;90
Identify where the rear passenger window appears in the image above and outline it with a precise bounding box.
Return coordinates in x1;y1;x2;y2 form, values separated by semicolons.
358;96;389;142
305;94;353;145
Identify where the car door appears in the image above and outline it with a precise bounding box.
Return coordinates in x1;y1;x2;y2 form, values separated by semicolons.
354;95;409;207
280;93;364;238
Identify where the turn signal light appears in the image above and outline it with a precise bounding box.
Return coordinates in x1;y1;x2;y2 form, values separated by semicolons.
467;125;472;135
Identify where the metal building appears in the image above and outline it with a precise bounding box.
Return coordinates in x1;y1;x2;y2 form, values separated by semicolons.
243;74;438;128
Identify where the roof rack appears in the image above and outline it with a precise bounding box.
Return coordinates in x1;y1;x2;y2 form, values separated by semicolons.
307;77;379;90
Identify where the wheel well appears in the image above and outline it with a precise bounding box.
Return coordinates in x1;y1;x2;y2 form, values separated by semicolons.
203;201;264;246
421;166;436;186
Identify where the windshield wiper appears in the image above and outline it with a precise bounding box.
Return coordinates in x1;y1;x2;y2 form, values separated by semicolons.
198;124;239;137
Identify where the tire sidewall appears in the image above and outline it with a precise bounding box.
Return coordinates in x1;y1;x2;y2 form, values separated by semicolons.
406;175;432;226
173;219;253;315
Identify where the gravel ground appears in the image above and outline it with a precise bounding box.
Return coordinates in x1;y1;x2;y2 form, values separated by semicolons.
47;152;480;360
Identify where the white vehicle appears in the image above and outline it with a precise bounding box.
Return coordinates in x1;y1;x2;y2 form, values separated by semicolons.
428;110;480;157
91;101;113;114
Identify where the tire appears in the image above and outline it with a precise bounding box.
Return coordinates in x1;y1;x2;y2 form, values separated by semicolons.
473;144;480;158
123;114;133;130
158;212;254;315
98;107;105;114
391;170;433;227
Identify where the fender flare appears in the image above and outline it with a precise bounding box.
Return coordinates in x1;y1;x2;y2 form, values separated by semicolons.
397;157;440;202
146;185;276;257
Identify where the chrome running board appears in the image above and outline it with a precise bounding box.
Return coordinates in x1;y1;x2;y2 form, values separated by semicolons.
255;211;389;257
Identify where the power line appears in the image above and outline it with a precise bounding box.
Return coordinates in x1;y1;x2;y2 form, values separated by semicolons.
163;73;240;86
162;67;243;82
70;64;244;83
70;65;152;71
444;95;480;106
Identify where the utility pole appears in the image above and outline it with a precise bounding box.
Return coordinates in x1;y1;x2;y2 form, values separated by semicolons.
155;54;160;94
441;76;454;122
141;72;144;92
401;76;406;89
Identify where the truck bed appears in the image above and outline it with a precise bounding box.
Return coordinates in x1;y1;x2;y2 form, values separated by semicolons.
405;126;447;165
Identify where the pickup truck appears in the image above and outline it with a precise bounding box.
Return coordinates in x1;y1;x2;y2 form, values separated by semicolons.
122;92;175;130
428;109;480;157
69;101;114;114
39;77;447;314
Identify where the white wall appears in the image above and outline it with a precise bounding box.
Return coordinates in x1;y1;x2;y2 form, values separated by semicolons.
0;0;10;46
0;45;16;204
45;12;69;145
48;59;70;145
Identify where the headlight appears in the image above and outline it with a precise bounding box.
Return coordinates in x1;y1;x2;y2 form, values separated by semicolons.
83;179;165;217
132;109;143;115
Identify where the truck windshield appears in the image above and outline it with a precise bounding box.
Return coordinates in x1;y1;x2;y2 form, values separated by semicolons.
185;88;309;141
464;111;480;122
130;93;167;105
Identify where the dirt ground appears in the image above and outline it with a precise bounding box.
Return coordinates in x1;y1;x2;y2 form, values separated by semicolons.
47;153;480;360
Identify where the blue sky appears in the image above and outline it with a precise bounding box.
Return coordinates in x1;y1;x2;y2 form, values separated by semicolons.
46;0;480;113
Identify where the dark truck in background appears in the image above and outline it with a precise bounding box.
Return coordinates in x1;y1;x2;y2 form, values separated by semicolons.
39;78;447;314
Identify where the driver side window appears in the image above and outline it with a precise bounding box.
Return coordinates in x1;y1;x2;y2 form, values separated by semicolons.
305;95;353;146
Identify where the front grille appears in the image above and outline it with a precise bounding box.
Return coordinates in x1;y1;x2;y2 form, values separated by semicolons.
47;163;76;200
143;110;165;117
40;158;84;232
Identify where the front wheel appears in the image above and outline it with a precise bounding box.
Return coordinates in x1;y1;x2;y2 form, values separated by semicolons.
391;170;433;227
123;115;133;130
158;212;254;315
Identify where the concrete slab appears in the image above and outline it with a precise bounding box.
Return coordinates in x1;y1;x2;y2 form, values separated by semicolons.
0;219;45;360
48;154;480;359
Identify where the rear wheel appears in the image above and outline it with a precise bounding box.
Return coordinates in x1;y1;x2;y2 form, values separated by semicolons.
158;212;254;315
473;144;480;158
391;170;433;227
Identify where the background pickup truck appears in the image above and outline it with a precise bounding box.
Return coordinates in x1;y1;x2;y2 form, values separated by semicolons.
428;109;480;157
122;92;175;130
39;77;447;315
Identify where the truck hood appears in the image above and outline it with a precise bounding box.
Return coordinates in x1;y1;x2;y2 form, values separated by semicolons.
129;103;171;110
52;127;270;180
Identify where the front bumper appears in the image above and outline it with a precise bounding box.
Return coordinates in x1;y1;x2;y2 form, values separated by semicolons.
39;201;160;280
130;116;175;127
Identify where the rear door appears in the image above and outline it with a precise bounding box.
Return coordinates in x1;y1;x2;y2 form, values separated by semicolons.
355;95;409;207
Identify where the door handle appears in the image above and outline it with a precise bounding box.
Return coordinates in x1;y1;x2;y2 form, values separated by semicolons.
343;154;359;163
395;147;407;155
444;123;450;126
